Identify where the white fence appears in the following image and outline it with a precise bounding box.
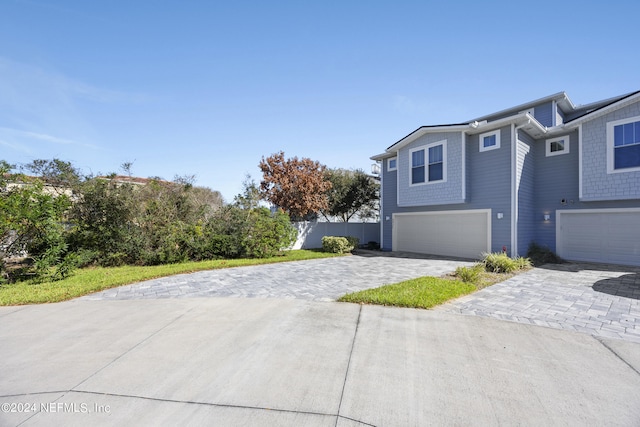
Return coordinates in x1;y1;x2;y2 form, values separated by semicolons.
292;221;380;249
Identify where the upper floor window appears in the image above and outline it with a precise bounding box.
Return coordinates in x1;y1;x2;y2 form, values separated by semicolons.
479;130;500;152
546;136;569;157
387;157;397;171
410;141;446;185
607;116;640;173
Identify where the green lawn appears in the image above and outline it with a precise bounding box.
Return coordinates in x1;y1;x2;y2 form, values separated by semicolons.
0;250;343;306
338;276;476;309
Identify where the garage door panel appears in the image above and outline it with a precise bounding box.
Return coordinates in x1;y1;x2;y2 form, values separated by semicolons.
393;211;489;259
558;210;640;266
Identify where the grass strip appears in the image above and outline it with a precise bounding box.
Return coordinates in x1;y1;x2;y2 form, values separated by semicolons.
338;276;476;309
0;250;343;306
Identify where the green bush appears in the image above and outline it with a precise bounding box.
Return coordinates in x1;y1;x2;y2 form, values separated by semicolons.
481;252;532;273
241;208;297;258
322;236;353;254
482;252;519;273
527;242;562;266
514;256;533;270
455;263;484;284
343;236;360;250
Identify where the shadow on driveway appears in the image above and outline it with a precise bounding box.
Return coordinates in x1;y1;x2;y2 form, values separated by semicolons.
593;273;640;300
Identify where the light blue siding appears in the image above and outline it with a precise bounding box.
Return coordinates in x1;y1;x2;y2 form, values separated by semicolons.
532;128;640;252
533;102;554;127
381;126;512;257
581;101;640;201
516;131;535;256
467;127;512;253
533;131;579;251
381;157;398;250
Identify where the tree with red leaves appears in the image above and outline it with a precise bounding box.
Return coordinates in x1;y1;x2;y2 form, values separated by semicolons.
259;151;332;220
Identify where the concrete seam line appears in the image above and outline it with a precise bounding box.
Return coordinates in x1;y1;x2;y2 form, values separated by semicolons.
70;390;337;418
70;303;205;391
595;337;640;377
0;306;29;318
335;304;363;427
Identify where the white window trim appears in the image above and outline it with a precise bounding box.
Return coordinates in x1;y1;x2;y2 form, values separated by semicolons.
387;157;397;171
409;140;447;186
606;115;640;174
479;130;501;152
546;136;570;157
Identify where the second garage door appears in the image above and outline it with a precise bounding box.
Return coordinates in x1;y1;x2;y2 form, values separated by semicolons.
557;209;640;266
392;210;491;259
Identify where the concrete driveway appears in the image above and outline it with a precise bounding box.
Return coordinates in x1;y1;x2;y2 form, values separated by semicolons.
1;253;640;426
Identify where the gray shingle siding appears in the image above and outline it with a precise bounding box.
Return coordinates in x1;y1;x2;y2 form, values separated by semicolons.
397;131;464;207
581;101;640;201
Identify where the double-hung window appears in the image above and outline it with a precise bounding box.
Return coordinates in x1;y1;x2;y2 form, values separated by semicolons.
607;116;640;173
410;141;446;185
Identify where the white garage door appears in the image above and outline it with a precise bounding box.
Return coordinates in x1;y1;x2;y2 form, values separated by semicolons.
557;209;640;266
392;210;490;259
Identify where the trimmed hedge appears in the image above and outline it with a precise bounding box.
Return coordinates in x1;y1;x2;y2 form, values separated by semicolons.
322;236;358;254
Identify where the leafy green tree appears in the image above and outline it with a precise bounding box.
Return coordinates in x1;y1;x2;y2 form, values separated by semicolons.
322;168;379;222
1;161;75;282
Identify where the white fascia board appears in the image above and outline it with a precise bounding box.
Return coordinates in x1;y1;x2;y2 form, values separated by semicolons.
371;152;395;161
388;124;471;152
468;112;546;136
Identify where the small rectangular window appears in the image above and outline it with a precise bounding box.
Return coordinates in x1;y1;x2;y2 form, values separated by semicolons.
387;157;397;171
479;130;500;152
546;136;570;157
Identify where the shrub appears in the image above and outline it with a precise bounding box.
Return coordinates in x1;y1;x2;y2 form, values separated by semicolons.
322;236;353;254
454;263;484;284
343;236;359;250
514;256;533;270
481;252;533;273
527;242;562;266
242;208;297;258
481;252;519;273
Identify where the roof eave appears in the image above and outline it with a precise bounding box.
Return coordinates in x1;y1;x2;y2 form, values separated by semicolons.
563;91;640;129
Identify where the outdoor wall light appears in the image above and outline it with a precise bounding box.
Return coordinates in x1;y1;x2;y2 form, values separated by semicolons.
543;214;551;221
496;212;503;219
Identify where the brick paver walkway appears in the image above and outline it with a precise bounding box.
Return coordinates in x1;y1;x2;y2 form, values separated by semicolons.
436;262;640;343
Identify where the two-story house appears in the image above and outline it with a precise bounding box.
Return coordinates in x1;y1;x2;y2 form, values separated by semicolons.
372;90;640;266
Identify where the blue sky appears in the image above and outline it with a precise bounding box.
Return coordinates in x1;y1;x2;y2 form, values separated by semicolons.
1;0;638;201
